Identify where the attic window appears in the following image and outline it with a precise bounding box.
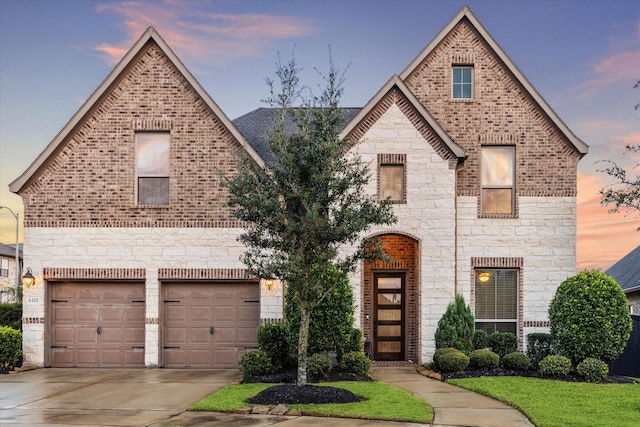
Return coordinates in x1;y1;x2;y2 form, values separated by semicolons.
136;132;170;205
452;66;473;99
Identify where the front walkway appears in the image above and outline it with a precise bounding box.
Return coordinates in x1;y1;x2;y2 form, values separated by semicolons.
370;366;535;427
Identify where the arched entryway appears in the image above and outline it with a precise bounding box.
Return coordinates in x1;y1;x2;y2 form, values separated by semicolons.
362;233;419;362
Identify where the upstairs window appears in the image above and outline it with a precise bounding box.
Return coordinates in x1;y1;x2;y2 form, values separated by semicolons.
136;132;170;205
0;258;8;277
481;146;515;215
452;66;473;99
378;154;406;203
475;269;518;334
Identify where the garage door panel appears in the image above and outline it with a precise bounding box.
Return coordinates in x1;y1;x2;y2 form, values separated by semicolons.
50;282;145;367
162;282;259;368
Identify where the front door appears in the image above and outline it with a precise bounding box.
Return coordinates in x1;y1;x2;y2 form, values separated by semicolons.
373;273;405;361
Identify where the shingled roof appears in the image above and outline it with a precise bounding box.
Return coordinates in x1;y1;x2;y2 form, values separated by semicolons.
606;245;640;294
233;107;362;164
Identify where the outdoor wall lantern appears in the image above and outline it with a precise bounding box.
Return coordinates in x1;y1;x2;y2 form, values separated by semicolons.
22;268;36;288
261;278;279;291
478;272;491;283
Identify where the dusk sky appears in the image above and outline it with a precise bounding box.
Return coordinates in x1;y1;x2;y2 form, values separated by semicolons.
1;0;638;271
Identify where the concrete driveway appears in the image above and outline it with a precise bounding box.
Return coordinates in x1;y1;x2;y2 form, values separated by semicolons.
0;368;242;426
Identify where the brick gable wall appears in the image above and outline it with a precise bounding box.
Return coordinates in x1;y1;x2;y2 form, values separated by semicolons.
404;18;581;199
20;41;245;228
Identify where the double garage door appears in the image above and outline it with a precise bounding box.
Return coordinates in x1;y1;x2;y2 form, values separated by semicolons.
50;281;259;368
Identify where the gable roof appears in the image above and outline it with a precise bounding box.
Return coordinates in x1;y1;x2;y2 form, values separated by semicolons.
399;5;588;157
340;75;465;160
233;108;362;164
606;245;640;294
10;27;265;194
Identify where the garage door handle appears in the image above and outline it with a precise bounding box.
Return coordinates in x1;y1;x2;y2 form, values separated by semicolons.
210;327;215;335
52;299;68;303
244;300;259;303
96;326;102;335
163;346;180;349
131;300;145;303
51;345;67;349
131;346;145;349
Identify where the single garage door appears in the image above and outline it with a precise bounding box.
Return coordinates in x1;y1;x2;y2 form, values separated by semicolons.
50;282;145;367
163;282;260;368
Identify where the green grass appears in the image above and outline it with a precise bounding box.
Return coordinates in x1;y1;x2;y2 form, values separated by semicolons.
448;376;640;427
191;381;433;423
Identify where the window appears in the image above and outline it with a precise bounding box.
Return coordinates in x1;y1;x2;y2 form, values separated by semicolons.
481;146;515;215
452;66;473;99
475;269;518;334
378;154;406;203
0;258;8;277
136;132;170;205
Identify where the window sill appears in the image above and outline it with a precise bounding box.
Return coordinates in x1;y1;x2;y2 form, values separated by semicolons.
131;204;171;210
479;213;518;219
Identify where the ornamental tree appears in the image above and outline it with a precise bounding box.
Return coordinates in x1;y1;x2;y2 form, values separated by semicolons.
225;54;396;385
549;270;632;365
434;294;475;354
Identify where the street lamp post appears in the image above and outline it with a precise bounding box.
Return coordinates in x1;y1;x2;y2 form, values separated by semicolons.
0;206;20;301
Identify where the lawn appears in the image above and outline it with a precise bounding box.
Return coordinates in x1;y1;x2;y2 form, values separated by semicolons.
448;376;640;427
191;381;433;423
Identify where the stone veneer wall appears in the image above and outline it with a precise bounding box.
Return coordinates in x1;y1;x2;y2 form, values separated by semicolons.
21;227;283;367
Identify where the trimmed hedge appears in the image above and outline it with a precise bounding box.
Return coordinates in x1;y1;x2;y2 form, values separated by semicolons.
341;351;371;375
576;358;609;383
257;322;293;369
239;350;274;377
488;331;517;357
0;326;22;371
0;303;22;331
502;352;530;370
539;355;572;376
307;353;332;377
469;349;499;370
438;351;470;373
433;347;463;369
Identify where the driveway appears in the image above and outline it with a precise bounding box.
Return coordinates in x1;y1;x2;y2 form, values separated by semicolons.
0;368;241;426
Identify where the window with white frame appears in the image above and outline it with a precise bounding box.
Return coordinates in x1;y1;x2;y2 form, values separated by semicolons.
481;146;515;215
0;258;8;277
136;132;170;205
452;66;473;99
475;269;518;334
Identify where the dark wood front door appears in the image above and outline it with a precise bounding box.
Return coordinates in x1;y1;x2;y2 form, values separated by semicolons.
373;273;405;361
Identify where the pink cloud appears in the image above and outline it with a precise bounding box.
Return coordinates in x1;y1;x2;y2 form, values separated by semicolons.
94;1;318;66
576;172;639;271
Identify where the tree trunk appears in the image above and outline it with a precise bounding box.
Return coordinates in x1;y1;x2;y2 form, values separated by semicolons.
296;303;311;386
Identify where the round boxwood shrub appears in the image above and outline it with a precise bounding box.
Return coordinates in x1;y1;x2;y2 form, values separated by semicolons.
469;349;500;370
433;347;463;369
538;355;572;376
576;358;609;383
341;351;371;376
526;333;553;369
435;294;474;354
239;350;274;377
0;326;22;371
307;353;332;378
257;322;293;369
502;352;530;370
473;329;488;350
488;331;517;357
438;351;470;373
549;270;632;364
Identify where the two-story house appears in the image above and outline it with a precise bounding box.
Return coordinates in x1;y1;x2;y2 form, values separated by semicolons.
10;6;587;368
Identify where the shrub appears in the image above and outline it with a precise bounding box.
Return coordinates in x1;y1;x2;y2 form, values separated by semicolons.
539;355;572;376
549;270;632;364
576;358;609;383
527;333;553;369
0;326;22;371
433;347;462;369
468;349;499;370
257;322;293;369
437;351;470;373
488;331;517;357
239;350;274;377
502;352;530;370
286;266;355;359
307;353;332;378
341;351;371;375
346;328;363;353
0;303;22;331
434;294;474;353
473;329;488;350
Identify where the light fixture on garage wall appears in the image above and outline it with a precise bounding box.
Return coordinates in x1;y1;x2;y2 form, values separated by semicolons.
261;278;279;291
22;267;36;288
478;272;491;283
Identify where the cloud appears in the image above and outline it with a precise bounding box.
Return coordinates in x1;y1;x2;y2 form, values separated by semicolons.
95;0;318;66
576;172;639;271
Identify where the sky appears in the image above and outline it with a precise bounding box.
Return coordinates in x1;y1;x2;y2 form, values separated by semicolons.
0;0;638;271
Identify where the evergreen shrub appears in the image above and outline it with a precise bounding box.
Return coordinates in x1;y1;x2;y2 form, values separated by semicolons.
438;351;470;373
239;350;274;377
473;329;488;350
576;358;609;383
468;349;499;370
0;303;22;331
539;355;572;376
526;333;553;369
257;322;292;369
307;353;332;377
433;347;462;369
0;326;21;371
341;351;371;375
502;352;530;370
488;331;517;357
434;294;474;353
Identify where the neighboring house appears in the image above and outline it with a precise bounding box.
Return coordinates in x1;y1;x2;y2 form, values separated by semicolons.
10;6;587;368
0;242;22;303
606;245;640;315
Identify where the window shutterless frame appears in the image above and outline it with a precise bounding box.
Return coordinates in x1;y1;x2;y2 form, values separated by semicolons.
481;145;515;215
452;66;473;99
135;132;170;205
474;269;518;335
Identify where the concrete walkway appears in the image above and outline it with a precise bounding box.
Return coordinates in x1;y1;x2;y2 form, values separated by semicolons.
370;366;534;427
